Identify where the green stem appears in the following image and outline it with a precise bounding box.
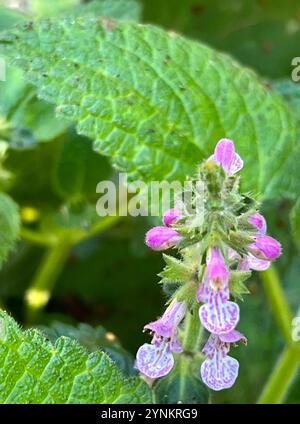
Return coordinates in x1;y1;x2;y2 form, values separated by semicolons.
260;266;293;344
23;216;121;323
182;306;203;353
25;238;71;324
258;347;300;404
258;265;300;403
21;228;58;247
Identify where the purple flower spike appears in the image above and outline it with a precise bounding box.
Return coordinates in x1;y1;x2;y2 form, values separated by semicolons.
135;300;187;379
145;226;183;251
206;247;230;289
248;213;267;236
163;208;182;226
247;236;281;261
200;332;245;391
213;138;243;175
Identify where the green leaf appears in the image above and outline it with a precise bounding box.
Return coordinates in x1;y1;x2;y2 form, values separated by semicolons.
159;254;193;284
0;17;297;199
273;79;300;126
0;310;151;404
290;196;300;247
71;0;142;21
230;270;251;300
29;0;141;21
0;6;27;31
153;355;209;404
39;321;135;376
0;192;20;265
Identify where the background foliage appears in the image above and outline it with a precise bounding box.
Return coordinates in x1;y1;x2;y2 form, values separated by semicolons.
0;0;300;404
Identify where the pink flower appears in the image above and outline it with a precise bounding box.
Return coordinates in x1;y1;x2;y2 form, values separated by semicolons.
206;247;230;289
247;236;281;261
248;213;267;236
135;301;187;379
213;138;243;175
201;331;246;391
145;226;182;251
163;208;182;226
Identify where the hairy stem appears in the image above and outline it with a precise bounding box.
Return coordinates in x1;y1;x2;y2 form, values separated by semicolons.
258;347;300;404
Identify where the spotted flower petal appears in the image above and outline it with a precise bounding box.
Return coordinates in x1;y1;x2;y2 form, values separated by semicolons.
199;294;240;334
135;342;174;379
201;352;239;391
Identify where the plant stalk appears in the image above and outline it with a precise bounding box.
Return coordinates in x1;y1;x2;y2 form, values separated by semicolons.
258;347;300;404
25;238;71;324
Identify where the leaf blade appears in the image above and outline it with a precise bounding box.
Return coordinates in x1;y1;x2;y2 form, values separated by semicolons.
0;17;297;198
0;310;151;404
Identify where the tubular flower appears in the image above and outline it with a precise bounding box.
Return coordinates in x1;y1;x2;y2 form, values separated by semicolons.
136;138;281;392
135;300;187;378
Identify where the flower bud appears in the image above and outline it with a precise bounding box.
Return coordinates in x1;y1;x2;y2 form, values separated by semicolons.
145;226;183;251
163;208;182;226
213;138;243;175
248;213;267;236
247;236;281;261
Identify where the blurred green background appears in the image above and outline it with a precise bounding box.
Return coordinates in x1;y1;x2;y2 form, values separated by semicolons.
0;0;300;403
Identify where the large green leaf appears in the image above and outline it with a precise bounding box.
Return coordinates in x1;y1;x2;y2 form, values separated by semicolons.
0;310;151;403
39;321;135;375
0;192;20;265
0;17;297;199
273;79;300;126
29;0;141;21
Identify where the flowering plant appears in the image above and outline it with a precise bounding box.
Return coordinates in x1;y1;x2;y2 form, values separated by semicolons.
136;139;281;391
